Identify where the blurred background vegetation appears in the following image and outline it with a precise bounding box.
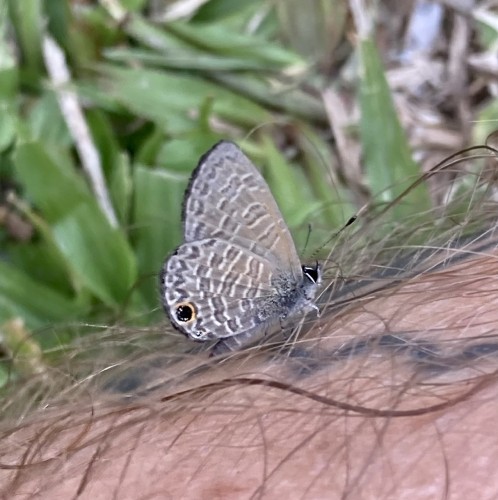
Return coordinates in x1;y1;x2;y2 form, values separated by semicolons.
0;0;497;387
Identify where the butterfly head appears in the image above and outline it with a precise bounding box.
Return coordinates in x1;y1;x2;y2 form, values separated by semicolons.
302;262;321;285
301;261;322;304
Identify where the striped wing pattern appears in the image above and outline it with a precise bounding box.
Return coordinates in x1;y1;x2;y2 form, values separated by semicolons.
161;141;305;344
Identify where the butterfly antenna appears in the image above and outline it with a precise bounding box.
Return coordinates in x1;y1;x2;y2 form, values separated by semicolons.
311;142;498;262
310;204;366;261
301;223;313;256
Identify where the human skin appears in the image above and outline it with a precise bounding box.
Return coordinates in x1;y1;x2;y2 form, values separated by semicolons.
1;234;498;499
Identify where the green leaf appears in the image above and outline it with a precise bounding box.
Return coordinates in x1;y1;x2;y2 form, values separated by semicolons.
110;153;132;226
165;21;304;68
100;65;270;133
194;0;254;22
0;363;9;389
358;39;431;219
14;142;94;223
7;240;75;295
135;126;166;165
131;166;187;307
0;2;18;100
0;105;17;151
275;0;347;68
7;0;43;80
125;14;200;53
156;133;221;172
121;0;148;12
86;109;121;177
0;261;84;328
259;137;312;226
104;47;287;72
27;91;71;146
296;126;354;229
52;204;137;307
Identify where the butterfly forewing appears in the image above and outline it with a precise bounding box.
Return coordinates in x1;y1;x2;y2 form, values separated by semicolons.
183;141;302;279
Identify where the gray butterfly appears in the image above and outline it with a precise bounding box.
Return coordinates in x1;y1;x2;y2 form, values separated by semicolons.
160;141;321;354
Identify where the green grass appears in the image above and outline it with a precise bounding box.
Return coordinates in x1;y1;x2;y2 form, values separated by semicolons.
0;0;496;386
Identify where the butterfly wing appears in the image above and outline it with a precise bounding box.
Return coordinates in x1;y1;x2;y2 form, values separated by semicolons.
161;239;283;340
182;141;302;279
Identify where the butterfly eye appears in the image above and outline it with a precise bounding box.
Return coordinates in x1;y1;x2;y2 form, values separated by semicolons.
302;263;320;284
175;302;197;323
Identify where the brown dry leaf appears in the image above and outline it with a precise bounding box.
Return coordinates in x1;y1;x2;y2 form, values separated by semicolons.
0;204;34;242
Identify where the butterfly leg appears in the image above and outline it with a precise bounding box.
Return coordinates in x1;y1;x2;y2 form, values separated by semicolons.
308;303;321;317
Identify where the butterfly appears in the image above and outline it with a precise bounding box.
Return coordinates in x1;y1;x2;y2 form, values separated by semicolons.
160;141;321;354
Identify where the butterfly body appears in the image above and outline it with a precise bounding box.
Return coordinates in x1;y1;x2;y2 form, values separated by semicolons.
160;141;321;354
